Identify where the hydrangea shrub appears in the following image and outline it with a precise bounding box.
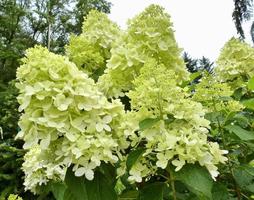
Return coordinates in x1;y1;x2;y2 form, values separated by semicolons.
16;4;254;200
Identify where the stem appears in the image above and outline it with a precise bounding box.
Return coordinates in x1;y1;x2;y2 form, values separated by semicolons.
230;168;241;200
170;178;177;200
47;1;51;50
47;23;51;50
154;77;163;119
212;99;241;200
168;168;177;200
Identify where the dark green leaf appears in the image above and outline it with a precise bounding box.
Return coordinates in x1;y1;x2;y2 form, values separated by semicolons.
205;112;224;125
64;168;88;200
225;125;254;141
232;113;250;128
64;168;117;200
99;162;116;186
119;190;138;200
85;171;117;200
212;183;229;200
233;88;246;100
174;164;213;199
63;189;75;200
139;118;160;131
126;148;145;171
138;182;166;200
233;165;254;193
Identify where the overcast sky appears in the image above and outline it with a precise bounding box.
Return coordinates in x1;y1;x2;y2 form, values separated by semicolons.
108;0;252;61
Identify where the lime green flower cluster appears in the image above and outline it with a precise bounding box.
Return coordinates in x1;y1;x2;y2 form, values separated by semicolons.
193;75;244;113
7;194;22;200
98;5;189;97
215;38;254;89
16;5;229;194
16;46;126;192
22;145;65;193
66;10;120;76
120;61;228;181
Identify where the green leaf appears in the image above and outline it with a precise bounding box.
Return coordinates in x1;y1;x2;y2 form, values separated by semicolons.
126;148;145;171
190;71;202;82
212;183;229;200
99;162;116;186
119;190;138;200
233;88;246;100
205;112;224;124
64;167;117;200
224;125;254;141
138;182;166;200
139;118;160;131
232;114;250;128
242;98;254;110
233;165;254;193
248;77;254;90
115;179;126;195
85;171;117;200
51;182;66;200
180;71;202;87
64;168;88;200
63;189;74;200
174;164;213;199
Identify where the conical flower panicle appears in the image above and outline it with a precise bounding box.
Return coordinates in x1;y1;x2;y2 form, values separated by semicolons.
16;46;126;192
98;4;189;97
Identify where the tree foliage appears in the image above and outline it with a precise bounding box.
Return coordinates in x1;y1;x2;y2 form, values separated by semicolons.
232;0;253;39
0;0;112;84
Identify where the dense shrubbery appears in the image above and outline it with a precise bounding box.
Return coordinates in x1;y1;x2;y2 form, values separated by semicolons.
13;4;254;200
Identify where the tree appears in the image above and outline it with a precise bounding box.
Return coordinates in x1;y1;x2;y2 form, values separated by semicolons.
0;0;31;83
183;52;213;74
232;0;253;39
72;0;112;35
25;0;76;53
24;0;112;53
199;56;213;73
183;52;198;73
0;0;112;84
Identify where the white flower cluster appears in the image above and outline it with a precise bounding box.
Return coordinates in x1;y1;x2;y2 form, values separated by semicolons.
66;10;120;76
215;38;254;89
98;5;189;97
118;61;228;182
16;5;229;193
16;46;126;192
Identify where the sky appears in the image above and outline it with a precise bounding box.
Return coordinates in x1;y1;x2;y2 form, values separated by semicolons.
108;0;252;61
